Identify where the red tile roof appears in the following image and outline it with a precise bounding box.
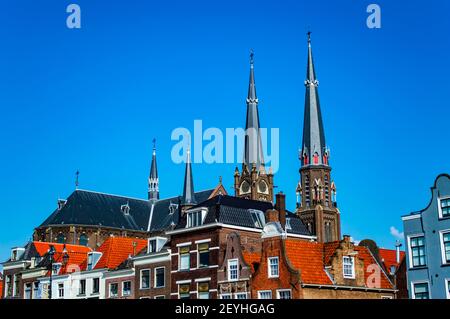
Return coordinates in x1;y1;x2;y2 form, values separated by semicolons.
33;242;92;276
354;246;393;289
285;240;333;285
33;241;91;257
378;248;405;271
284;240;394;289
94;237;147;270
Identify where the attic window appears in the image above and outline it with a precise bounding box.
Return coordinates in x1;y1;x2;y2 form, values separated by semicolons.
285;218;292;230
121;203;130;215
57;199;67;210
169;203;178;215
249;209;265;228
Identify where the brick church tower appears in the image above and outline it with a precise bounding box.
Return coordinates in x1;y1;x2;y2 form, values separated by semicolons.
234;52;274;203
296;33;341;243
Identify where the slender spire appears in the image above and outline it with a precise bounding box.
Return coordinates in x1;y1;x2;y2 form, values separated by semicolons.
75;170;79;190
244;50;265;172
182;147;196;205
148;138;159;201
301;32;328;166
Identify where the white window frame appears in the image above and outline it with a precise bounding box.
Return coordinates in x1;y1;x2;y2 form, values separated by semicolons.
122;281;132;297
109;283;119;298
24;283;32;300
268;257;279;278
154;267;165;288
408;234;427;268
439;230;450;265
92;277;100;294
258;290;272;299
140;269;151;290
58;283;64;299
197;242;210;268
276;289;292;299
178;245;191;271
227;259;239;281
235;292;248;299
343;256;355;279
220;293;232;299
186;209;207;228
438;197;450;219
78;279;86;296
411;281;431;299
445;279;450;300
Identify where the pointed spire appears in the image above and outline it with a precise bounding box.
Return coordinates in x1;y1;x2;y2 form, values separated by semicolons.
244;50;265;172
182;147;196;205
148;138;159;201
301;32;328;167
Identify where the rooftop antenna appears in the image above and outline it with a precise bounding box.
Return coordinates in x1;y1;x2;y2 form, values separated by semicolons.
75;170;80;190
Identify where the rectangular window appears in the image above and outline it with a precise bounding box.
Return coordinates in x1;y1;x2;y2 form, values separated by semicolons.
109;283;118;298
441;198;450;218
58;283;64;299
33;282;39;299
92;278;100;294
24;283;32;299
154;295;165;299
413;282;429;299
179;284;190;299
220;294;232;299
197;282;209;299
277;289;292;299
148;239;157;253
343;256;355;279
140;269;151;289
442;232;450;264
268;257;279;278
154;267;165;288
228;259;239;281
410;236;426;267
14;274;20;297
235;292;247;299
122;281;131;296
258;290;272;299
447;280;450;299
187;211;203;228
198;243;210;268
6;275;12;297
179;246;190;271
79;279;86;296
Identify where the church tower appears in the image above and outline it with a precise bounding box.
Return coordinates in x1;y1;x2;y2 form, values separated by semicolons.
181;147;197;210
234;51;274;203
148;139;159;201
296;33;341;243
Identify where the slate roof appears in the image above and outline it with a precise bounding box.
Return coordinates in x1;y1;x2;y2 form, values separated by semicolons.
176;195;311;236
39;189;214;233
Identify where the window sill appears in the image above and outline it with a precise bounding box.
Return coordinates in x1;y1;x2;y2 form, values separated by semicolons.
409;266;427;270
441;263;450;268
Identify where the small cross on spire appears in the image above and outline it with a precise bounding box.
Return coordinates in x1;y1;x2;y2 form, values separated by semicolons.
152;138;156;150
250;49;254;64
307;31;312;44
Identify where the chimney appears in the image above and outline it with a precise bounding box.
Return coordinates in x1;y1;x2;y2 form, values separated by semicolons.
275;192;286;229
395;240;402;264
265;209;280;223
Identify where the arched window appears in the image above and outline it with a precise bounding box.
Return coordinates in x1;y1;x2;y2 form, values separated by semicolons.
79;234;88;246
56;233;65;244
313;153;319;165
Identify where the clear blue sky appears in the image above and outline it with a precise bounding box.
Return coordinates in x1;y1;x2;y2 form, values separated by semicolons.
0;0;449;265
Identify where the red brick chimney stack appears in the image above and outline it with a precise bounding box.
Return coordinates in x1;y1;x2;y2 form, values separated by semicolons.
275;192;286;229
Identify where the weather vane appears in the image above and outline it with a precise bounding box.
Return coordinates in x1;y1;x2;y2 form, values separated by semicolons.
250;49;254;64
75;170;79;189
153;138;156;150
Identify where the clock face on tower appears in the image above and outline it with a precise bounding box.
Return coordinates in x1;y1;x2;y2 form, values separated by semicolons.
258;180;269;194
240;181;251;194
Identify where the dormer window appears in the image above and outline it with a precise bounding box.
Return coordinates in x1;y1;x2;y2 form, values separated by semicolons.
11;248;25;261
52;263;62;275
169;203;178;215
57;199;67;210
87;252;102;271
249;209;265;228
121;203;130;215
148;239;157;253
187;209;206;228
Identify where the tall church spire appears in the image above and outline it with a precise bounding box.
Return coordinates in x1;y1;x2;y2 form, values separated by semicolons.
244;50;265;172
182;147;196;206
301;32;329;167
296;33;340;243
234;51;274;203
148;139;159;201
